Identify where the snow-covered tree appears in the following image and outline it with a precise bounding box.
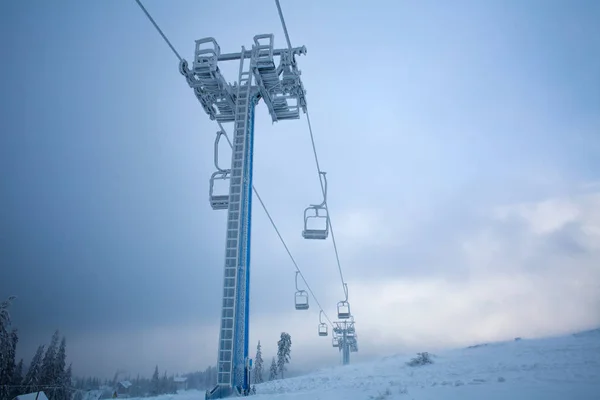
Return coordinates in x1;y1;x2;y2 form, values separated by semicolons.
1;329;18;400
160;371;170;395
0;296;17;400
207;366;216;387
60;364;73;400
253;341;263;384
11;359;24;399
41;330;60;387
150;366;159;396
276;333;291;379
268;358;277;381
55;337;66;379
24;345;45;394
1;303;72;400
0;296;16;335
52;337;67;400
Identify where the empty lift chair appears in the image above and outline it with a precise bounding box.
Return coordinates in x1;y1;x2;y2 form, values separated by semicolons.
332;337;340;348
294;271;309;310
191;38;236;123
318;310;328;337
347;317;356;337
209;171;230;210
337;283;351;319
302;171;329;240
208;131;230;210
337;301;351;319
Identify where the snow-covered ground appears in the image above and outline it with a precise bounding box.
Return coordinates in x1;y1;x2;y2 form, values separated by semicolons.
129;328;600;400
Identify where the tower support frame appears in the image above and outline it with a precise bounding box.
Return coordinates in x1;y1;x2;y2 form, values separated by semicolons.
179;34;307;398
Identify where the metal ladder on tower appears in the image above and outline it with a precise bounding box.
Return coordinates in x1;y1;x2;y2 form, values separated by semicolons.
214;45;254;395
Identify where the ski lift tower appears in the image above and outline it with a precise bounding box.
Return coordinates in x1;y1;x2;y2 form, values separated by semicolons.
179;34;307;398
333;318;358;365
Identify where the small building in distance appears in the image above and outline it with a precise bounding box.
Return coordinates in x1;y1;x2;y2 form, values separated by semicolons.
174;376;188;391
116;381;132;397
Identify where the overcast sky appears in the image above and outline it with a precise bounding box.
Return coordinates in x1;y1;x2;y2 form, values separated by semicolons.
1;0;599;379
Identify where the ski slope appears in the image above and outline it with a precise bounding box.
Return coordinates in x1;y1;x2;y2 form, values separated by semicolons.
131;328;600;400
254;328;600;400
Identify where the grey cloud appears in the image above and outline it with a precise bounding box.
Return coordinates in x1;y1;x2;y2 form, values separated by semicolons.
541;221;589;258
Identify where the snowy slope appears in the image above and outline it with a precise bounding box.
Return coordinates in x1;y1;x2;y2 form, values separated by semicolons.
125;329;600;400
253;328;600;400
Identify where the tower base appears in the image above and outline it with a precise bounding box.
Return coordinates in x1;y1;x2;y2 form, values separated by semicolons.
206;385;253;399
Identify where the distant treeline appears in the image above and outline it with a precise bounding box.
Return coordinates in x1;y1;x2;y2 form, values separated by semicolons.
1;297;72;400
2;295;293;400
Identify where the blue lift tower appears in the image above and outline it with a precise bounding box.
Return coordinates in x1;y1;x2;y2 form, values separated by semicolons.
178;34;307;398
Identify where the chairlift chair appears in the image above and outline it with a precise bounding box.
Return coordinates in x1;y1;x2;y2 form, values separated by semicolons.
209;170;230;210
337;300;350;319
302;206;329;240
318;323;328;336
318;310;328;336
332;337;339;348
347;316;356;335
193;37;220;72
294;271;309;310
337;283;351;319
208;131;231;210
302;171;329;240
295;291;309;310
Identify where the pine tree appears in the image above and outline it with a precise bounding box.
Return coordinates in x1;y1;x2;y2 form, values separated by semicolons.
0;296;17;400
55;337;67;380
268;358;277;381
150;366;159;396
132;374;141;397
52;337;67;400
276;332;291;379
11;359;24;399
41;330;60;387
62;364;72;400
160;371;168;395
0;296;16;335
24;345;45;394
253;341;263;384
1;329;18;400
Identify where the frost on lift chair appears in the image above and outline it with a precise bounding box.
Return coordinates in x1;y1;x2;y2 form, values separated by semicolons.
347;318;356;337
318;324;328;336
294;271;309;310
208;131;231;210
209;171;230;210
337;283;351;319
302;171;329;240
332;337;340;348
337;301;351;319
318;310;328;337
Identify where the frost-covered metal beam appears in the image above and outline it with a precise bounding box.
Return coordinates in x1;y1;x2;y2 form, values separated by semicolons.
217;46;306;61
